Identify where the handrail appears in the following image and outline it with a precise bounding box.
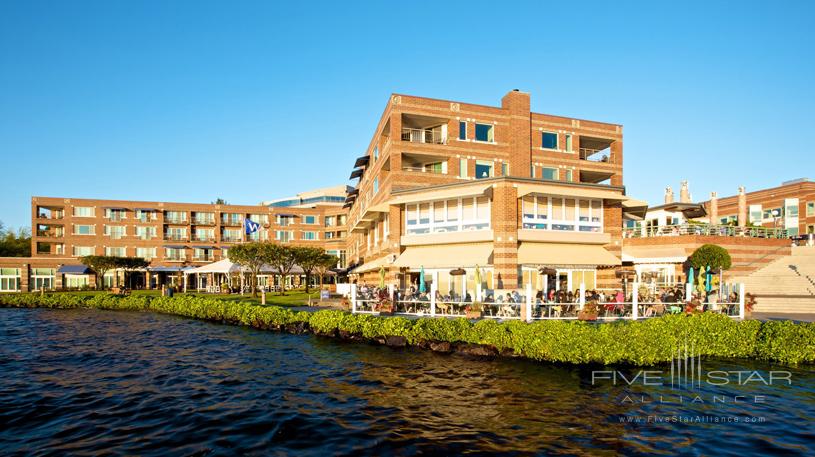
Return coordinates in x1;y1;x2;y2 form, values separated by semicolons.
623;223;788;239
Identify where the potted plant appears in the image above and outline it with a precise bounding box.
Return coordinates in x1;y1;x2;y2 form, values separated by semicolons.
578;300;599;321
684;298;703;314
465;301;484;319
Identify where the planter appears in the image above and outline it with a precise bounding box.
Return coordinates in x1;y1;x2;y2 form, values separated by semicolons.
465;310;482;319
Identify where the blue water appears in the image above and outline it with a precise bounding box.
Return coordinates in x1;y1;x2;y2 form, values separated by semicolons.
0;308;813;456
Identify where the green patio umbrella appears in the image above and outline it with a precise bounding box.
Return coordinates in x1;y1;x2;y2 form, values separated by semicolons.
688;266;694;288
705;265;712;293
419;266;426;293
378;266;386;289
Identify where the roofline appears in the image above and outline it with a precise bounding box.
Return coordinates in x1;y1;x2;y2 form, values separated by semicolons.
391;92;623;128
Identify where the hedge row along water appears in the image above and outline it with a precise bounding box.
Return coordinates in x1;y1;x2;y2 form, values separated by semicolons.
1;293;814;366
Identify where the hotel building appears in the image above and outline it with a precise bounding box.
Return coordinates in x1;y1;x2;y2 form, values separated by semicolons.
0;186;349;291
345;90;645;295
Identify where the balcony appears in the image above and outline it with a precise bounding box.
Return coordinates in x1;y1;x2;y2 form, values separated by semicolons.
401;113;447;145
221;236;242;242
193;235;216;243
221;216;242;226
192;255;215;262
164;234;189;241
578;136;614;163
164;215;188;224
192;216;216;225
165;256;186;262
401;128;445;145
623;223;788;239
36;209;64;220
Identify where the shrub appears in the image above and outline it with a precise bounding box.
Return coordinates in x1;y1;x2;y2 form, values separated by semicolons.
0;293;812;366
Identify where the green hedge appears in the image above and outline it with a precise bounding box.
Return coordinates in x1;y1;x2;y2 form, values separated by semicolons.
1;293;813;366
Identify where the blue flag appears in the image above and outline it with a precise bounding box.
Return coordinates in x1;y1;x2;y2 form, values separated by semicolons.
244;218;261;235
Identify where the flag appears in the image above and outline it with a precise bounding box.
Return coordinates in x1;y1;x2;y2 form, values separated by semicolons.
244;218;261;235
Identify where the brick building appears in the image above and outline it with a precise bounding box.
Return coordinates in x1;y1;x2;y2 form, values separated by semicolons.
345;90;644;296
0;186;349;291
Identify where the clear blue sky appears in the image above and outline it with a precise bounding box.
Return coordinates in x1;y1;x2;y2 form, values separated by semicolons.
1;0;813;229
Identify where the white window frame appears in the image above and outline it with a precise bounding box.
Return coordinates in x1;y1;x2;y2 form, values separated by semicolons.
73;246;94;256
74;224;96;235
541;167;559;180
522;196;603;233
474;123;495;143
0;268;21;292
542;131;558;150
73;206;95;217
404;196;491;235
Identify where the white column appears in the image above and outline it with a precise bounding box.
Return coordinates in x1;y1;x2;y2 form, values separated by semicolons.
476;283;482;302
632;281;639;320
183;273;188;293
579;282;585;310
739;283;745;319
525;282;533;322
686;282;692;301
462;274;467;302
351;283;357;313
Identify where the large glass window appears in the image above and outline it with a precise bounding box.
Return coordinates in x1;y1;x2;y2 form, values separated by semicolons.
0;268;21;292
105;247;126;257
749;205;763;224
475;161;494;179
164;211;186;223
275;230;294;242
104;225;126;239
73;246;94;256
542;168;558;180
405;196;490;235
165;248;186;261
564;134;572;152
136;247;156;259
522;196;602;233
73;207;94;217
474;123;494;142
807;202;815;217
304;215;316;224
136;226;156;240
458;121;467;140
563;169;573;182
75;224;95;235
302;231;318;240
194;228;214;241
32;268;54;291
786;199;799;217
459;159;468;178
542;132;558;149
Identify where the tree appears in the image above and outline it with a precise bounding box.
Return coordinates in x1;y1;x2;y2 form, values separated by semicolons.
80;255;120;290
212;198;228;205
294;247;330;294
228;242;273;297
117;257;149;289
0;222;31;257
268;245;299;295
689;244;732;271
313;253;340;292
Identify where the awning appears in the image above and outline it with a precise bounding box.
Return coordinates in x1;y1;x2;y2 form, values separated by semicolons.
622;246;688;264
350;256;392;274
517;242;621;266
393;243;493;269
135;208;156;212
184;259;242;274
516;183;627;201
344;196;356;203
275;213;298;218
389;182;493;205
163;245;187;249
57;265;91;274
148;266;195;272
342;203;353;209
193;245;215;249
622;198;649;220
347;188;359;196
349;169;363;179
102;206;128;210
353;156;370;168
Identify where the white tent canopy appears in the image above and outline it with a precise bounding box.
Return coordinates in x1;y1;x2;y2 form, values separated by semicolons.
184;259;243;275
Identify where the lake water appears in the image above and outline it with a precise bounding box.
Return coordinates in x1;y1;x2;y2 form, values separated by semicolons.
0;308;813;456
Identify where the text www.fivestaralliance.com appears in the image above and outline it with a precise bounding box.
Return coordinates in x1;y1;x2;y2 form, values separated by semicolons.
619;415;766;424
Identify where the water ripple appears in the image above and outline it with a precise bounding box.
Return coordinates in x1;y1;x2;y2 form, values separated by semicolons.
0;308;813;456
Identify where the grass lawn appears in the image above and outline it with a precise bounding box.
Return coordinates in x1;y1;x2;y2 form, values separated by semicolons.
20;289;325;307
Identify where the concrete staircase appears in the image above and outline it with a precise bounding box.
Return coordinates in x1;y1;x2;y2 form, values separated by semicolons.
734;246;815;314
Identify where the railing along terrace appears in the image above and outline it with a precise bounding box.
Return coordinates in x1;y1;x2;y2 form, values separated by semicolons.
350;283;748;321
623;223;788;239
579;148;611;162
401;128;445;144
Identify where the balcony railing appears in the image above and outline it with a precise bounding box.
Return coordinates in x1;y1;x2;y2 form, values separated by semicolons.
37;213;64;220
165;256;186;262
164;217;187;224
579;148;611;163
193;236;216;242
164;234;189;241
193;218;216;226
401;128;445;145
221;218;241;226
402;165;445;174
36;230;64;238
221;236;242;242
622;223;788;239
192;256;214;262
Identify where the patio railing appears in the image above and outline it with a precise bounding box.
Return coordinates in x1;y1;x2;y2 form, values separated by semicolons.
623;223;788;239
350;283;747;321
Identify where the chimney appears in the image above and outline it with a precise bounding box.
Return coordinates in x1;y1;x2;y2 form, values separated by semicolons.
679;181;691;203
709;192;718;223
737;186;747;227
664;186;674;204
